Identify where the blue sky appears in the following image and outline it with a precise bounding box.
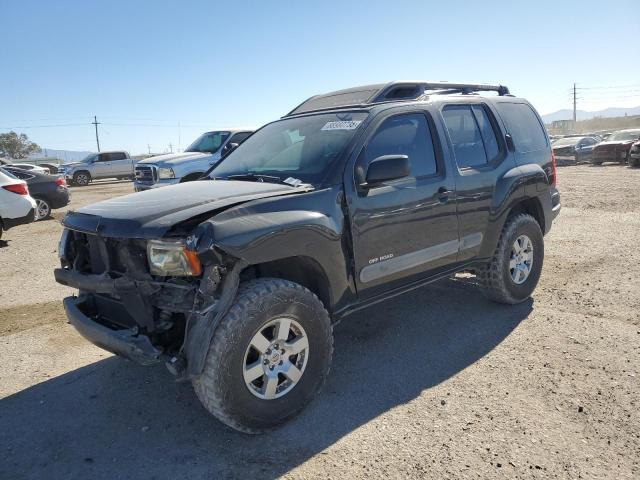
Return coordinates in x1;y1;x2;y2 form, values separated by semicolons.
1;0;639;155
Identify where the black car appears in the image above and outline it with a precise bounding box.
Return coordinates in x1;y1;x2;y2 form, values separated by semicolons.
55;81;560;433
3;167;70;220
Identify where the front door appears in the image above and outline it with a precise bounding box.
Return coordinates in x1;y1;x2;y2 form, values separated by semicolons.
93;153;112;177
346;109;459;299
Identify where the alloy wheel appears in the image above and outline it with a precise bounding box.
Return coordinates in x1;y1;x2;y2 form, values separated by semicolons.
34;199;50;221
510;234;534;284
243;317;309;400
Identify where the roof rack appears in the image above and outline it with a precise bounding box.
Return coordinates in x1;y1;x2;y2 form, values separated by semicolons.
285;81;511;117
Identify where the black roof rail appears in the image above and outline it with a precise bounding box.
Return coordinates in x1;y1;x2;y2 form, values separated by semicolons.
285;81;511;117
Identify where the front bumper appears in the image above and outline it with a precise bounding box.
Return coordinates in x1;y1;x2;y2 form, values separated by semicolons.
133;178;179;192
63;295;163;365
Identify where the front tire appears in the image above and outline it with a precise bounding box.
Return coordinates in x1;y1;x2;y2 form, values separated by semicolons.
73;171;91;186
193;278;333;434
478;213;544;304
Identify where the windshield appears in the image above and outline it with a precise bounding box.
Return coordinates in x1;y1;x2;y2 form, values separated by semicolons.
79;154;97;163
607;130;640;142
208;112;368;185
552;137;580;147
186;131;230;154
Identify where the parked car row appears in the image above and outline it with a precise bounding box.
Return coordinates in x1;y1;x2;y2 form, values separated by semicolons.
0;166;71;240
551;128;640;166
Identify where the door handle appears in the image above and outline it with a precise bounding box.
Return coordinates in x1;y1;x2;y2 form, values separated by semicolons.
437;186;451;203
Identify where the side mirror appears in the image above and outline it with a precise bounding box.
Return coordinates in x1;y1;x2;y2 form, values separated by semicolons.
362;154;410;188
222;142;239;158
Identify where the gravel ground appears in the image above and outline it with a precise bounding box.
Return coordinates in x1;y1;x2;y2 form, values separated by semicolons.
1;167;639;479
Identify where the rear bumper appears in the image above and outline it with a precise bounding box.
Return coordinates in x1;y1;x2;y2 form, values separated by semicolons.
2;207;35;230
47;188;71;209
63;296;163;366
551;188;561;220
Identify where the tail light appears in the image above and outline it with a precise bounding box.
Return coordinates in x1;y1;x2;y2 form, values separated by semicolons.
55;176;66;187
2;183;29;195
550;150;557;187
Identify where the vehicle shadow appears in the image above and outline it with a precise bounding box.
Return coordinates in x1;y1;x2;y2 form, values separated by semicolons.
0;239;9;248
0;278;532;479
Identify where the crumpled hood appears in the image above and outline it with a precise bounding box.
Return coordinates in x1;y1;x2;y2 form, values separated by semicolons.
137;151;211;166
62;180;304;238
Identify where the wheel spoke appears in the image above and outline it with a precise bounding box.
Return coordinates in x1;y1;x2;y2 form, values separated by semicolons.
250;332;271;354
243;361;264;383
283;363;302;383
263;375;279;399
274;318;292;341
286;335;309;355
509;258;517;270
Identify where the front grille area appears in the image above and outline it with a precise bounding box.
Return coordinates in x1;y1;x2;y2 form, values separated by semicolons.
134;164;157;183
62;229;148;275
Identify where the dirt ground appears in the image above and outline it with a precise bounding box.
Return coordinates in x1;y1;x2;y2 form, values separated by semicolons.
0;168;638;479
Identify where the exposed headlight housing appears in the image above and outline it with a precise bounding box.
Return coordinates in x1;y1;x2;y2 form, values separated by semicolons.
158;167;175;179
147;240;202;276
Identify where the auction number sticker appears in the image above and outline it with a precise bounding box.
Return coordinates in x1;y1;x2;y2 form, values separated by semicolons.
321;120;362;131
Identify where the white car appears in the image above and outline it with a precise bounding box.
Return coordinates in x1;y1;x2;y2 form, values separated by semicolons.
0;168;37;239
10;163;50;174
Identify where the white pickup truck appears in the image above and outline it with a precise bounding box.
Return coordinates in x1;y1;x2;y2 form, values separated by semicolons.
60;151;136;186
133;129;253;191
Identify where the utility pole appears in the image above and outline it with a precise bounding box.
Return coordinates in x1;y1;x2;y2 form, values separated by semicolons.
92;115;101;152
168;142;173;153
147;144;151;155
572;83;577;123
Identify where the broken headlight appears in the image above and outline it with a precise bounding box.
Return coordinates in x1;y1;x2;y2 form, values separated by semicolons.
147;240;202;276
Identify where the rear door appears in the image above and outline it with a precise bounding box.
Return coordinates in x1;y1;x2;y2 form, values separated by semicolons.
108;152;131;176
346;108;459;299
439;102;512;261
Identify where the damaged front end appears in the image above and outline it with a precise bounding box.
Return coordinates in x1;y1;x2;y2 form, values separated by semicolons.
54;219;243;379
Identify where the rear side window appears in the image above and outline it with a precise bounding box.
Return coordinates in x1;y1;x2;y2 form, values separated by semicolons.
108;152;127;161
442;105;500;168
365;113;438;178
495;103;548;153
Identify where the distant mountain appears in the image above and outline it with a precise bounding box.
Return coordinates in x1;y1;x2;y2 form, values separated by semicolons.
28;148;93;163
542;106;640;123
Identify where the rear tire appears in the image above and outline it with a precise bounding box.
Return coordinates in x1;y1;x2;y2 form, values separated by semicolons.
193;278;333;434
478;213;544;304
629;157;639;168
34;198;51;221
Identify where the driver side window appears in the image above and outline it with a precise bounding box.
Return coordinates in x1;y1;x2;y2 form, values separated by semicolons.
360;113;438;180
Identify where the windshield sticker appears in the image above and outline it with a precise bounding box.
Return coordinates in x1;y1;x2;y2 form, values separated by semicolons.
321;120;362;131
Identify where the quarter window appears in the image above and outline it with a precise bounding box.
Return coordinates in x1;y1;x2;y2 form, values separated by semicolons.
365;113;438;178
442;105;500;168
495;103;548;153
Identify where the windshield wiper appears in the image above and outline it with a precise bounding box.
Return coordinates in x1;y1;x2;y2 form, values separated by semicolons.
225;173;284;184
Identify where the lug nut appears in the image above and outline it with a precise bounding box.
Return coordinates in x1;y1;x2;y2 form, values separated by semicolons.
269;365;274;370
279;360;283;365
263;359;269;365
265;349;271;355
